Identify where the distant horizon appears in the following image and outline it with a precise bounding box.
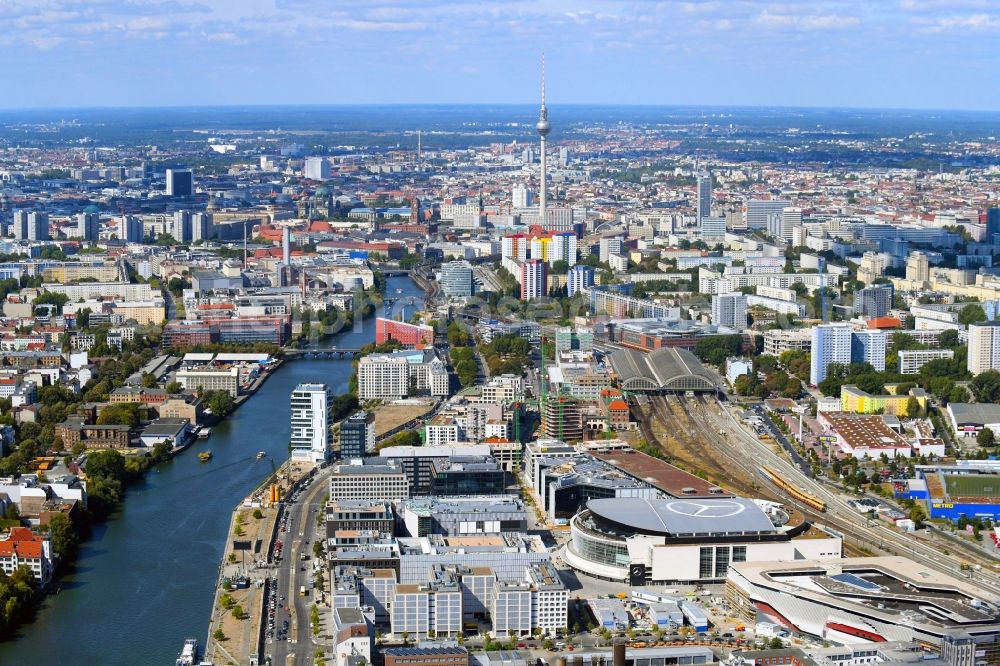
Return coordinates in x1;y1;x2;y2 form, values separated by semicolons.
2;102;999;116
6;2;1000;111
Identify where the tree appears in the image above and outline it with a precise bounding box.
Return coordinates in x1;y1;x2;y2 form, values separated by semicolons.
85;449;127;482
958;303;987;326
140;373;157;389
96;403;141;428
212;629;227;642
202;390;235;417
977;428;996;448
905;396;921;418
45;513;78;562
971;370;1000;404
252;509;263;519
939;329;960;349
312;540;325;559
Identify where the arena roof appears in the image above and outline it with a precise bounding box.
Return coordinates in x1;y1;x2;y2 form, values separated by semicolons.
609;347;717;392
586;497;775;536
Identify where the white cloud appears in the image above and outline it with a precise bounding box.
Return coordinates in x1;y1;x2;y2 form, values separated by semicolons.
917;12;1000;32
756;10;861;30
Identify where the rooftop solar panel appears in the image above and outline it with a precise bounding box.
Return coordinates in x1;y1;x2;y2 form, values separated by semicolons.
831;572;881;592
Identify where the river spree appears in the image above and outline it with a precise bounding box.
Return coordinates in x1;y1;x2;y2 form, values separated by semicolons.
0;276;423;665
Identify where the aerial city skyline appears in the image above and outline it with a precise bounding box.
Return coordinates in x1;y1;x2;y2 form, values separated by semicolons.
1;3;1000;666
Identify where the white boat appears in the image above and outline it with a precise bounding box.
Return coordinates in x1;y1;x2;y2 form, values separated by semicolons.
395;288;403;294
256;451;267;459
176;638;198;666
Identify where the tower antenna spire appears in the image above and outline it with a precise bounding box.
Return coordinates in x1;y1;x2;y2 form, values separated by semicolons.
536;53;551;230
541;52;546;108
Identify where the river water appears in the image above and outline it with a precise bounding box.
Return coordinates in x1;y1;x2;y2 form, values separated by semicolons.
0;276;423;665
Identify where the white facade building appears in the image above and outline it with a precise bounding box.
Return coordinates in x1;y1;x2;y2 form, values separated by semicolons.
810;323;852;386
711;293;748;331
290;383;331;463
851;330;887;373
968;322;1000;375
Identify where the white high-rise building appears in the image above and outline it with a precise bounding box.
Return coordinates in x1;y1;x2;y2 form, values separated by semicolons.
171;210;192;243
119;215;144;243
712;293;748;331
696;171;712;220
771;207;802;244
77;212;99;241
567;265;595;297
746;199;790;230
12;210;29;240
290;383;331;463
810;323;852;386
28;212;49;241
520;259;547;301
906;251;931;284
968;322;1000;375
599;236;625;263
857;251;889;286
700;216;726;239
440;261;474;298
304;157;330;181
357;355;410;401
851;330;887;372
501;235;529;262
549;232;577;267
192;213;212;242
512;184;533;209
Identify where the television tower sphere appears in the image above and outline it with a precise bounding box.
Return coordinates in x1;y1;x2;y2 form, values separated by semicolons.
536;112;550;137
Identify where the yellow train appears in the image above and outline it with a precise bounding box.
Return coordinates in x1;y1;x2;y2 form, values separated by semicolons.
760;465;826;512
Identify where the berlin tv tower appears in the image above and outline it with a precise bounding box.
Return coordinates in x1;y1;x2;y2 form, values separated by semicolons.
536;54;550;229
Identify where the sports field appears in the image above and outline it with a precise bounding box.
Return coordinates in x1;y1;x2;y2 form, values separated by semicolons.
945;474;1000;500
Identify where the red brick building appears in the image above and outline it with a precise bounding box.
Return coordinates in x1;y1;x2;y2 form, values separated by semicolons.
375;318;434;348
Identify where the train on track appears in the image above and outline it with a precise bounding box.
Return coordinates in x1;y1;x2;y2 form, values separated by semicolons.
760;465;826;512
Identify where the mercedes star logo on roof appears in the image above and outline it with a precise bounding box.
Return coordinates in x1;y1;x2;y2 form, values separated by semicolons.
665;500;745;518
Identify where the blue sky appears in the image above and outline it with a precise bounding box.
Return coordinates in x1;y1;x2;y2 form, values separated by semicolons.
3;0;999;110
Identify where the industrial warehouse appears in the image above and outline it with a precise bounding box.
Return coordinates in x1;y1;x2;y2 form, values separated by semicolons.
562;496;842;585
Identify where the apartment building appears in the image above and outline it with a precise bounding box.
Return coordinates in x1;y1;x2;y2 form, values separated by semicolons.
176;366;240;397
762;329;813;356
0;527;53;585
810;324;852;385
898;349;954;375
290;383;330;463
968;322;1000;375
357;350;449;401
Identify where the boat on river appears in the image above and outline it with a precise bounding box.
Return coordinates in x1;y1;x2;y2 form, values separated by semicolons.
198;451;213;462
176;638;198;666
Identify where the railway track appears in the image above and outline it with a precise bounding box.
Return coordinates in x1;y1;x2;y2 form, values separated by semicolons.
707;398;1000;584
641;394;945;559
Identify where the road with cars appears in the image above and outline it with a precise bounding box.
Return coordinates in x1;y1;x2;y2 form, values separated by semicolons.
263;468;331;666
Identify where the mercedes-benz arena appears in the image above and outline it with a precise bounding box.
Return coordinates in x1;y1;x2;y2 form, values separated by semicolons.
563;497;841;585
